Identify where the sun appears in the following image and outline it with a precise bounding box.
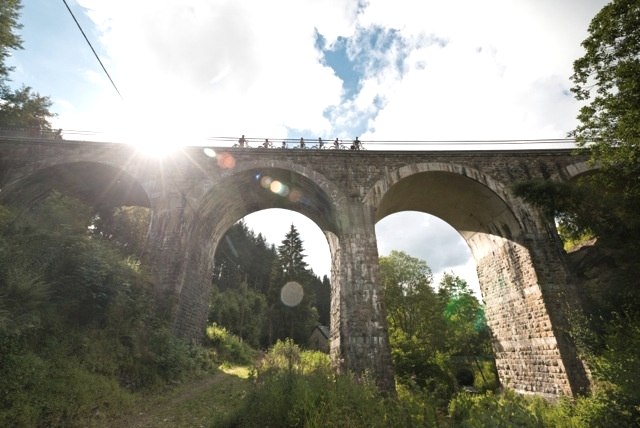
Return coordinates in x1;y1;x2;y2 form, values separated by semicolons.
123;125;209;158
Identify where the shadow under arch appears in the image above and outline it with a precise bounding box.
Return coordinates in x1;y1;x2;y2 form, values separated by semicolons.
0;160;151;209
369;163;525;268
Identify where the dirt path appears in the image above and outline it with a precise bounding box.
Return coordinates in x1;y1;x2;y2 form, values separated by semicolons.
98;369;249;428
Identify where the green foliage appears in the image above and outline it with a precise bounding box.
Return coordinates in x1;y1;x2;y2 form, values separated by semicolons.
0;195;217;426
571;0;640;166
209;285;267;347
448;390;577;428
379;252;496;402
221;340;422;428
211;221;328;349
206;323;257;365
0;1;55;132
0;349;134;428
512;176;637;247
565;313;640;427
0;85;54;131
213;221;277;294
264;225;320;346
568;0;640;245
0;0;22;79
90;205;151;258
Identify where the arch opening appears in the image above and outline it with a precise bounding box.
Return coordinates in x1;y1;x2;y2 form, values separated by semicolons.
372;168;583;396
375;211;479;295
207;208;333;349
173;167;341;349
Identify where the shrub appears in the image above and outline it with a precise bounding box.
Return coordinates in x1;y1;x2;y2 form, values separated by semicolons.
220;340;422;427
206;323;257;365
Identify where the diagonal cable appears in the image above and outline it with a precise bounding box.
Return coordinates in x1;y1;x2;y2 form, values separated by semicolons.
62;0;122;99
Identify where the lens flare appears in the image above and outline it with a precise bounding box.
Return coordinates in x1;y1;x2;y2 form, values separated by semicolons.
270;180;289;197
203;148;216;158
217;152;236;169
288;188;303;202
260;176;273;189
280;281;304;307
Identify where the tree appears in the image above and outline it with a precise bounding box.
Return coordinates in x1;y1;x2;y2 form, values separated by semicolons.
212;222;276;293
208;283;267;347
438;273;493;367
276;224;308;278
0;0;22;79
379;253;497;395
379;251;450;389
265;224;318;346
568;0;640;243
571;0;640;168
0;85;54;131
314;274;331;326
379;250;441;338
514;1;640;247
0;0;55;132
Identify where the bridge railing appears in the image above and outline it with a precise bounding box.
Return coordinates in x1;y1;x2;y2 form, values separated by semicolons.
0;127;63;140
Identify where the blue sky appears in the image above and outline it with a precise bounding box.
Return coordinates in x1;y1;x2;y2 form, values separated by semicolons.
8;0;610;294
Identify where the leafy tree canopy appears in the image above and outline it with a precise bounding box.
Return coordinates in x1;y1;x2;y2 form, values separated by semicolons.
516;0;640;248
569;0;640;238
571;0;640;170
0;0;55;132
0;0;22;79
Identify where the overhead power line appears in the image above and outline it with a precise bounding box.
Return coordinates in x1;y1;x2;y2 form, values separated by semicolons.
61;0;122;99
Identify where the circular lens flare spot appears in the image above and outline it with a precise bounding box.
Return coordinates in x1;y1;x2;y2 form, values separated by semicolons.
260;176;273;189
270;180;289;197
288;189;303;202
280;281;304;307
217;152;236;169
203;148;216;158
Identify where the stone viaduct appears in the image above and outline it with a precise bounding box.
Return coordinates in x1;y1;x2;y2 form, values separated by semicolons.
0;137;593;397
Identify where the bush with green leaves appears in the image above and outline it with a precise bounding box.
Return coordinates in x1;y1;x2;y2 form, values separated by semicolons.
0;194;217;426
220;339;444;427
206;322;258;365
447;390;581;428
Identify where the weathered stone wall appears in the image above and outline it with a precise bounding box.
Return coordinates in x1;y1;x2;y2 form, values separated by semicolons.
473;234;583;397
0;137;593;396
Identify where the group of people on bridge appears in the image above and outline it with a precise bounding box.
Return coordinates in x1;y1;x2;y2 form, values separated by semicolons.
236;135;363;150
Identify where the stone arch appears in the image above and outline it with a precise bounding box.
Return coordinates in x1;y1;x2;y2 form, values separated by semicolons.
368;162;522;239
558;160;598;181
171;163;346;341
0;160;150;209
367;162;588;396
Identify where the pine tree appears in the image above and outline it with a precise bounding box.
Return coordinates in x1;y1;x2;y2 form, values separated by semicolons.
264;224;318;346
276;224;308;278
